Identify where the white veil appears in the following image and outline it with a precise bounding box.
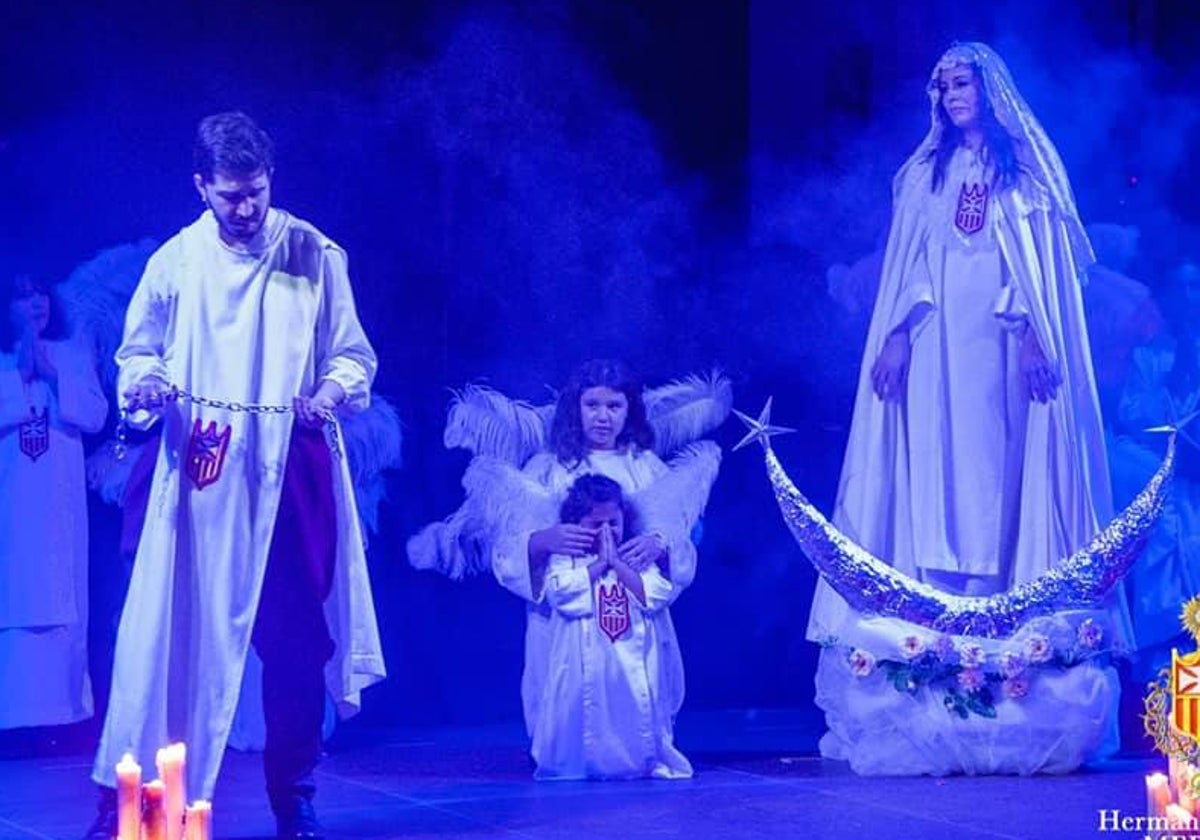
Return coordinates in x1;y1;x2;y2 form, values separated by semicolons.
894;41;1095;276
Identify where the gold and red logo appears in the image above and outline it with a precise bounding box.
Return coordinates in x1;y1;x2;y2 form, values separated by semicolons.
1146;596;1200;779
1174;648;1200;740
597;581;631;643
185;418;232;491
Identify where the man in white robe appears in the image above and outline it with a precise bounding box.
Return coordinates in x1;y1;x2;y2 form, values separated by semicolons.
86;112;384;840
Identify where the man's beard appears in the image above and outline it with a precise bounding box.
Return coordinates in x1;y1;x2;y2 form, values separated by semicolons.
223;217;263;242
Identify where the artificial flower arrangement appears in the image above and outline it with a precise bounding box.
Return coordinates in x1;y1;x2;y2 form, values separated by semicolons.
831;617;1108;719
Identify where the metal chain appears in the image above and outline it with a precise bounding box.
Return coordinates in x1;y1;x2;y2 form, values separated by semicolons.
114;384;342;461
174;386;294;416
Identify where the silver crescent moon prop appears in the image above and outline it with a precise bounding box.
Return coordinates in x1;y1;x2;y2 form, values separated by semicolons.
764;436;1173;638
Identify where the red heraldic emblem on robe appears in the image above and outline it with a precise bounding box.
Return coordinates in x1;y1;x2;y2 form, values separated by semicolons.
19;407;49;462
186;419;232;490
597;581;631;642
1173;649;1200;741
954;182;989;235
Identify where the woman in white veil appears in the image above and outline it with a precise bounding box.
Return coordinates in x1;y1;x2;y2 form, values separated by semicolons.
807;42;1130;776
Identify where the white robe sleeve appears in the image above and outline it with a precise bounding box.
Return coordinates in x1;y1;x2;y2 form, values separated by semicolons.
52;343;108;434
491;453;559;603
316;247;377;414
992;273;1032;333
544;558;594;618
0;366;28;430
633;450;699;593
115;252;173;430
878;163;938;340
494;525;542;602
637;566;675;614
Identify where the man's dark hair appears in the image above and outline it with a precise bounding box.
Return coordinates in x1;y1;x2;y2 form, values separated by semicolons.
193;112;275;182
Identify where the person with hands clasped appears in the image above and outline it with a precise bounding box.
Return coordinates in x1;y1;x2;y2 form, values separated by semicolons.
0;274;107;730
408;357;724;776
531;474;691;780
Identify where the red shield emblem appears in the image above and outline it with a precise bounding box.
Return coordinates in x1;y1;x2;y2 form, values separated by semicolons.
954;182;989;235
19;408;49;462
186;419;232;490
597;581;631;642
1174;649;1200;741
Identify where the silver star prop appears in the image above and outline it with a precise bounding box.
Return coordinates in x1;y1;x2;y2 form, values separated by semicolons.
732;398;796;452
1146;407;1200;454
762;434;1174;638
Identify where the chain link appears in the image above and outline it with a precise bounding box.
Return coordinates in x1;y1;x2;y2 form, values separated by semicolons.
175;386;292;416
114;384;342;462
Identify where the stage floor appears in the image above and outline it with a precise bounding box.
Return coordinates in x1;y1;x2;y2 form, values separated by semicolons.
0;710;1157;840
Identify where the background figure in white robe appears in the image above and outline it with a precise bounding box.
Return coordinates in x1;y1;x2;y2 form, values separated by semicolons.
533;474;691;780
0;275;107;729
408;360;726;743
1107;260;1200;688
807;43;1127;775
86;113;384;840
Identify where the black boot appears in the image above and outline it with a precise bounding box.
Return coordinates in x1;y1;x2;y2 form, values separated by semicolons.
271;787;324;840
81;785;118;840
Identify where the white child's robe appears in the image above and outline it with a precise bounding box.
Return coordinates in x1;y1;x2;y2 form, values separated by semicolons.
531;555;692;780
491;448;693;740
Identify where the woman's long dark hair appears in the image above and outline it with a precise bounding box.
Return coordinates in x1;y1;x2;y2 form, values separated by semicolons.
1;275;67;350
928;66;1019;194
550;359;654;468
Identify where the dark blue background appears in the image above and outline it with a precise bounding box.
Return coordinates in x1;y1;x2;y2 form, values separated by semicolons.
3;0;1198;733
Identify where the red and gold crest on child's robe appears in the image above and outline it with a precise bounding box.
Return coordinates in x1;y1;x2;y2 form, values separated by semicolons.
597;581;631;642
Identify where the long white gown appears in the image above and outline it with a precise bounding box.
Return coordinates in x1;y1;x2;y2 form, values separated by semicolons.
531;556;691;780
807;147;1125;776
93;208;385;799
0;340;107;728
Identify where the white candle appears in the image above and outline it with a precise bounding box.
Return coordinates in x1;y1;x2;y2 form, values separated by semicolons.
184;801;212;840
142;779;167;840
115;753;142;840
1173;757;1198;814
156;744;187;840
1167;802;1197;832
1148;772;1172;818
